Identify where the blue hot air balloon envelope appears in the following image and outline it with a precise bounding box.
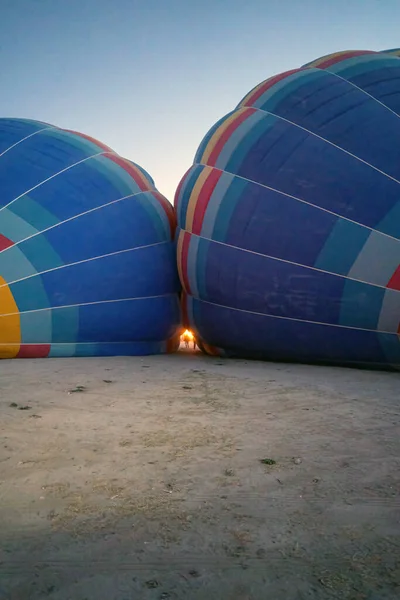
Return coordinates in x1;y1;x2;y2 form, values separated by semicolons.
175;49;400;370
0;118;181;358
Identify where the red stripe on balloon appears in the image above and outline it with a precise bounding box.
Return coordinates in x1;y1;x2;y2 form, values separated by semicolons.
316;50;376;69
0;234;14;251
244;68;300;106
152;191;177;237
106;155;149;191
208;107;256;167
17;344;51;358
192;169;222;235
180;232;192;295
387;265;400;291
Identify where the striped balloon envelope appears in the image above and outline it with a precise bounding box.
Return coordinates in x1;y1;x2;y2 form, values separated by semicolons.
175;49;400;370
0;119;180;358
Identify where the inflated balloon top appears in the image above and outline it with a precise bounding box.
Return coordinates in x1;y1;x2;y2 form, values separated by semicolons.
175;49;400;370
0;119;180;358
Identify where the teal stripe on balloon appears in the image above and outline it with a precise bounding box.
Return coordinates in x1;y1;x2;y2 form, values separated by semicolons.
212;176;248;242
376;203;400;239
0;207;38;243
315;219;370;276
51;305;80;343
328;55;399;77
187;234;200;298
143;191;172;240
0;246;37;282
224;114;277;176
378;332;400;367
20;235;64;273
177;164;204;228
19;310;52;343
255;69;324;112
49;343;78;357
11;276;50;311
75;343;102;357
42;128;106;158
339;279;384;330
196;237;210;300
378;289;400;333
94;154;144;197
194;110;237;164
201;171;235;239
215;110;266;171
135;192;168;241
10;195;59;232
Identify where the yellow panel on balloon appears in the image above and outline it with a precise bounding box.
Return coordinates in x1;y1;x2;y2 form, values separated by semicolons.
0;276;21;358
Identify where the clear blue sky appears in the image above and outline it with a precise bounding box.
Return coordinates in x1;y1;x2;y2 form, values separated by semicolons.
1;0;399;201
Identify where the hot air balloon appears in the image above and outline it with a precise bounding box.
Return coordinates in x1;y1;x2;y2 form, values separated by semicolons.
0;119;180;358
175;49;400;370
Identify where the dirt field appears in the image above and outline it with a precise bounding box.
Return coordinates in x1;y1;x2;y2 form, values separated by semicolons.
0;350;399;600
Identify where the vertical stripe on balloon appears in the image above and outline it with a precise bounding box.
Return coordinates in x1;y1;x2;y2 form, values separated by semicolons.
0;276;21;358
200;108;253;165
200;172;235;239
186;234;200;299
191;169;223;235
17;344;51;358
176;165;203;229
152;191;176;237
206;108;257;167
309;50;375;69
177;230;192;295
174;166;192;209
240;69;300;107
63;130;113;152
185;166;213;232
106;155;151;191
0;234;14;252
194;111;236;165
387;265;400;291
215;110;266;171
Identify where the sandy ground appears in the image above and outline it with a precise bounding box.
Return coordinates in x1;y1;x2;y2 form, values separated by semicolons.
0;348;399;600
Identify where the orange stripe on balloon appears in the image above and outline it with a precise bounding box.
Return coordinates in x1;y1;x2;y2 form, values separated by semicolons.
0;276;21;358
185;166;213;232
